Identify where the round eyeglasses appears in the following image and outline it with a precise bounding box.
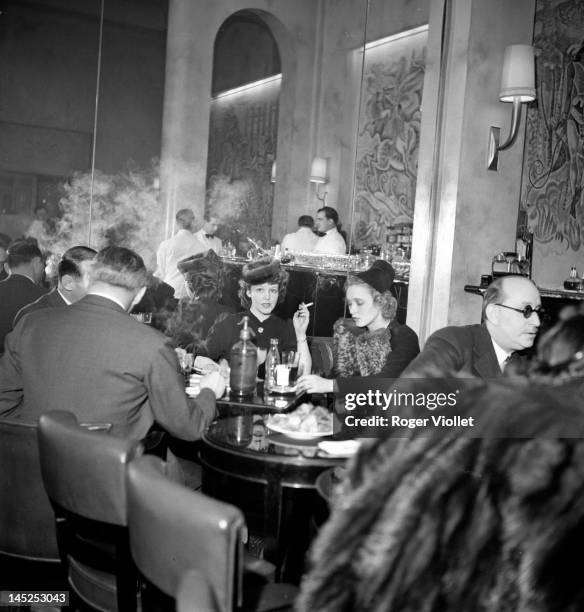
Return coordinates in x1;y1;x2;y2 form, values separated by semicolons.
495;304;545;319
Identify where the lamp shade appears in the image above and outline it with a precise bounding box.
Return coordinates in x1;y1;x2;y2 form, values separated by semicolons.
309;157;328;184
499;44;536;102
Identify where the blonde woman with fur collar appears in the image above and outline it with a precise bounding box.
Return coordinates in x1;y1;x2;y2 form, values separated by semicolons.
296;260;419;394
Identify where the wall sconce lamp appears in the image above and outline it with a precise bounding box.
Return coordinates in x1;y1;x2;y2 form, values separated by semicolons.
487;44;536;171
309;157;328;204
270;160;277;184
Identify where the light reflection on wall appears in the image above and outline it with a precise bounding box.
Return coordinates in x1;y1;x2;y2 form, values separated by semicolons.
206;74;281;250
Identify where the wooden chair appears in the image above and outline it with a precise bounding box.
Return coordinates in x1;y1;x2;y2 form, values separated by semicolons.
38;411;142;612
0;417;61;589
126;455;298;612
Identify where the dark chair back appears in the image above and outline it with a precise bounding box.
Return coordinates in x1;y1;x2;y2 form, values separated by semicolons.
0;417;59;561
176;569;219;612
309;336;334;376
38;411;142;612
127;456;297;612
127;455;244;612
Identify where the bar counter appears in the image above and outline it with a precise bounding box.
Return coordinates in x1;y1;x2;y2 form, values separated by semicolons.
464;284;584;301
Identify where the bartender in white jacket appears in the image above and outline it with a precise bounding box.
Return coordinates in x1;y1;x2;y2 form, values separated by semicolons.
313;206;347;255
194;213;223;254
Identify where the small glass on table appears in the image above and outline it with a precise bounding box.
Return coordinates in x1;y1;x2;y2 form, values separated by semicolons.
274;350;301;390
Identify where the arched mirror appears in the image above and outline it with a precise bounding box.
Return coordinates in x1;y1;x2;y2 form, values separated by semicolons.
206;10;281;251
194;1;370;337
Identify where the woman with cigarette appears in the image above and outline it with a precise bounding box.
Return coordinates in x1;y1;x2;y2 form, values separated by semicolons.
296;260;419;394
202;257;311;374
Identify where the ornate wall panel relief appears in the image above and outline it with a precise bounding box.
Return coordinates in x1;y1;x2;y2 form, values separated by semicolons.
205;77;280;250
352;27;427;252
521;0;584;284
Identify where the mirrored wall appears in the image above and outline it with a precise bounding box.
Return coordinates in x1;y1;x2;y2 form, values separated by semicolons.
0;0;430;287
0;0;168;271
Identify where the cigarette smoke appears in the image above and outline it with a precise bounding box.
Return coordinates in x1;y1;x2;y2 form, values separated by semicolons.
46;161;163;270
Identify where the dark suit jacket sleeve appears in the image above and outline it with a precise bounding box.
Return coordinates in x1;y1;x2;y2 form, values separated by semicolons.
145;341;216;441
400;327;466;378
375;324;420;379
0;328;24;417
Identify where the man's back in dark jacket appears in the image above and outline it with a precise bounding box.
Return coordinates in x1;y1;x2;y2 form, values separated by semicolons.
0;275;46;353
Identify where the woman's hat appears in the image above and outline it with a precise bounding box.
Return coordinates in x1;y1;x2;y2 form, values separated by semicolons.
355;259;395;293
241;256;281;284
177;249;222;275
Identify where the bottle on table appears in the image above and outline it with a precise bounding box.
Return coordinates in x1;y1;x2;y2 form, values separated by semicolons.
264;338;281;392
229;316;257;397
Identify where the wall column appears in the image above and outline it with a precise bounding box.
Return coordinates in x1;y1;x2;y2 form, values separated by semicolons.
408;0;536;341
160;0;214;238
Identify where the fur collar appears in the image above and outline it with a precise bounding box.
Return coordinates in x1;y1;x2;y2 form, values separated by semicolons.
333;318;392;377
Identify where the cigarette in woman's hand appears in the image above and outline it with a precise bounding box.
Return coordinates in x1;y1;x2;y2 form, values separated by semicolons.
304;302;314;308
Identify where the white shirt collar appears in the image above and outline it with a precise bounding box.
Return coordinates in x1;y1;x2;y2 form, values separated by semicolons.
491;338;512;370
87;291;127;310
57;288;72;306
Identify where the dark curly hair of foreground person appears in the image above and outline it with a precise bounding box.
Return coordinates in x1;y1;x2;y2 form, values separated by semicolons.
296;378;584;612
523;304;584;386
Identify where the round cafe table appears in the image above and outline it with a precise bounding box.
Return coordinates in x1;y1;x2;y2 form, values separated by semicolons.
199;413;345;583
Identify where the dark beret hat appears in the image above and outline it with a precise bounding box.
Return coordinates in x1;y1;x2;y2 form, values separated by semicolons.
241;256;281;284
177;249;222;275
355;259;395;293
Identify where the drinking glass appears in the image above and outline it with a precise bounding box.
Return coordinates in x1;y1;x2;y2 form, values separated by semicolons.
281;350;299;387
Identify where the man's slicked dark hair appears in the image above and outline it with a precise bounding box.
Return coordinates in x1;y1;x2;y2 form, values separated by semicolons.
298;215;314;228
175;208;194;229
481;276;505;322
6;240;43;268
318;206;339;226
58;246;97;280
89;246;147;290
0;233;11;250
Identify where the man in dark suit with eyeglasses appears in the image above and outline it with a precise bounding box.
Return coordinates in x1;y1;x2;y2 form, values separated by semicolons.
401;276;542;378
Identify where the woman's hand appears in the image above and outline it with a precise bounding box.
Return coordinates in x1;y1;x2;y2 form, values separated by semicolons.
296;374;334;394
293;302;310;337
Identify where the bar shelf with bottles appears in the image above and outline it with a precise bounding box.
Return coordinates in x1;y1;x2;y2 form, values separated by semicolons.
464;232;584;325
